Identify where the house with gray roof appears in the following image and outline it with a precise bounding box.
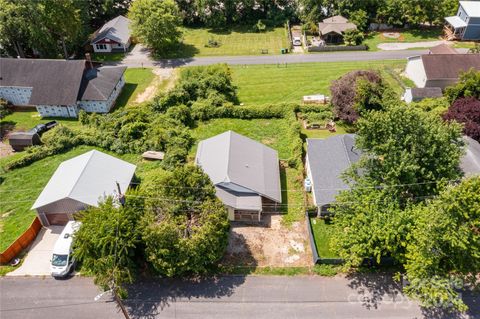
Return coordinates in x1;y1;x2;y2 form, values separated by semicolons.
318;15;357;44
461;136;480;177
305;134;361;215
195;131;281;222
0;58;126;117
32;150;136;226
91;16;131;53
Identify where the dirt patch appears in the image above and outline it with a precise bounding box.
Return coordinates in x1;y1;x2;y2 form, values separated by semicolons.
134;68;176;104
0;141;14;158
222;214;312;267
382;32;401;39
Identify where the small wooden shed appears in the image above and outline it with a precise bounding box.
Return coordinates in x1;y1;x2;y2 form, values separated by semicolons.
8;132;41;151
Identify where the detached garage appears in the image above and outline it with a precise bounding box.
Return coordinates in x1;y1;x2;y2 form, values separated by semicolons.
32;149;136;226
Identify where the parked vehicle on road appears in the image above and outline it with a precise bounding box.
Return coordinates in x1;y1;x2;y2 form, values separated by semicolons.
50;221;81;278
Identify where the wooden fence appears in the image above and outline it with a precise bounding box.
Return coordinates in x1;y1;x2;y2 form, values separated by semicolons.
0;217;42;264
307;45;368;52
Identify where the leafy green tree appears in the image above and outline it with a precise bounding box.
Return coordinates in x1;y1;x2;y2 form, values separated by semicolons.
140;166;229;277
348;9;369;31
0;99;10;119
445;69;480;103
404;177;480;312
352;105;464;200
0;0;32;57
343;28;364;45
129;0;182;55
84;0;131;28
331;105;464;267
73;194;145;294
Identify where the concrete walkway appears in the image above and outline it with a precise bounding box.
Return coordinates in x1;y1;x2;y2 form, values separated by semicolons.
7;226;63;277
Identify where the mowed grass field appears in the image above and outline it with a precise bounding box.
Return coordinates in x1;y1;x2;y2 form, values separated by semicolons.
309;217;338;259
363;28;442;51
0;145;161;252
231;60;406;105
170;27;290;58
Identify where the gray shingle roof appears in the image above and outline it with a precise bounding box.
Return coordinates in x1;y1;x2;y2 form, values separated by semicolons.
91;16;131;45
461;136;480;176
411;87;443;99
318;15;356;35
0;58;85;106
79;66;126;101
307;134;361;207
195;131;281;204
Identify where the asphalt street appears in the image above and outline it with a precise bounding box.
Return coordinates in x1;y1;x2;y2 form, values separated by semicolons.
1;275;479;319
110;49;430;68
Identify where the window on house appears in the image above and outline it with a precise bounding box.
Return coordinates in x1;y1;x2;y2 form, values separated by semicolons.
96;44;107;50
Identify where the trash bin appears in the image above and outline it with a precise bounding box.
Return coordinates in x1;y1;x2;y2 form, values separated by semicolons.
285;48;289;53
280;48;285;54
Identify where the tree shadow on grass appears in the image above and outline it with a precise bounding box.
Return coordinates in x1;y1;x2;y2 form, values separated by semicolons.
154;43;200;60
112;83;138;110
0;121;16;139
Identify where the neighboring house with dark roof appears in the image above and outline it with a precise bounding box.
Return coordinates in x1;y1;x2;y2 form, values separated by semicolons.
461;136;480;176
0;58;126;117
445;1;480;40
305;134;361;215
428;43;458;55
405;54;480;89
195;131;282;222
402;87;443;103
318;15;357;43
32;150;136;226
91;16;131;53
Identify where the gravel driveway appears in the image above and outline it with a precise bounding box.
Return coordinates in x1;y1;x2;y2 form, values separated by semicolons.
377;40;448;50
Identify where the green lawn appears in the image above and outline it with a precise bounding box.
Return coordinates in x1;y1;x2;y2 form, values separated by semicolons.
115;68;156;109
168;26;290;58
364;28;442;51
0;145;161;252
309;217;339;259
1;111;81;136
190;118;293;159
91;51;127;62
231;60;405;105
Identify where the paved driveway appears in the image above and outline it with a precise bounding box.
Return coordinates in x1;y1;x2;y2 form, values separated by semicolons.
7;226;63;277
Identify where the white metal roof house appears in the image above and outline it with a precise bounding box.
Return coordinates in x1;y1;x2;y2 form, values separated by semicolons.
195;131;282;222
445;1;480;40
305;134;361;216
91;16;131;53
0;58;126;118
32;150;136;226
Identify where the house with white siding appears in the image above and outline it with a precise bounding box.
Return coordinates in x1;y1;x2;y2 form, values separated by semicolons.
0;58;126;118
91;16;131;53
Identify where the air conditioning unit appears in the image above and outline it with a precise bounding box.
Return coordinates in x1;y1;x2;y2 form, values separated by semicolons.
304;178;312;192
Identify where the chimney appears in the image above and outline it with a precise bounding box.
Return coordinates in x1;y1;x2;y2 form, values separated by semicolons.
85;53;93;69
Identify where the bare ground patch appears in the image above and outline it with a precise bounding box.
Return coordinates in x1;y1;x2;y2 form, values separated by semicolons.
0;141;13;158
222;214;312;267
134;68;176;104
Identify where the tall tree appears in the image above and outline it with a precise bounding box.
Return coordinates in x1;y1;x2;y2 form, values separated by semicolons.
0;0;31;57
404;177;480;312
129;0;182;55
331;105;464;266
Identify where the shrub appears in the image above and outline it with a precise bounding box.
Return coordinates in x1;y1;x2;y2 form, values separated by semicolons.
445;69;480;103
254;19;267;32
443;97;480;142
330;70;387;124
343;29;364;46
0;98;11;119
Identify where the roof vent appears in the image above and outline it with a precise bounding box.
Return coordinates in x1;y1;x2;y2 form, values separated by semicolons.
245;164;249;168
64;233;71;239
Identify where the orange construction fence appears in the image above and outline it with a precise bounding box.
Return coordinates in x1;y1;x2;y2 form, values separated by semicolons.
0;217;42;264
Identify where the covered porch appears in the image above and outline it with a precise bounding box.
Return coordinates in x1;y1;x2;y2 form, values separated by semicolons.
444;16;467;40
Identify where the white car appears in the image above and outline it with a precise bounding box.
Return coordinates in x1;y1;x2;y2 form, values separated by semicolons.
293;36;302;46
50;221;81;278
